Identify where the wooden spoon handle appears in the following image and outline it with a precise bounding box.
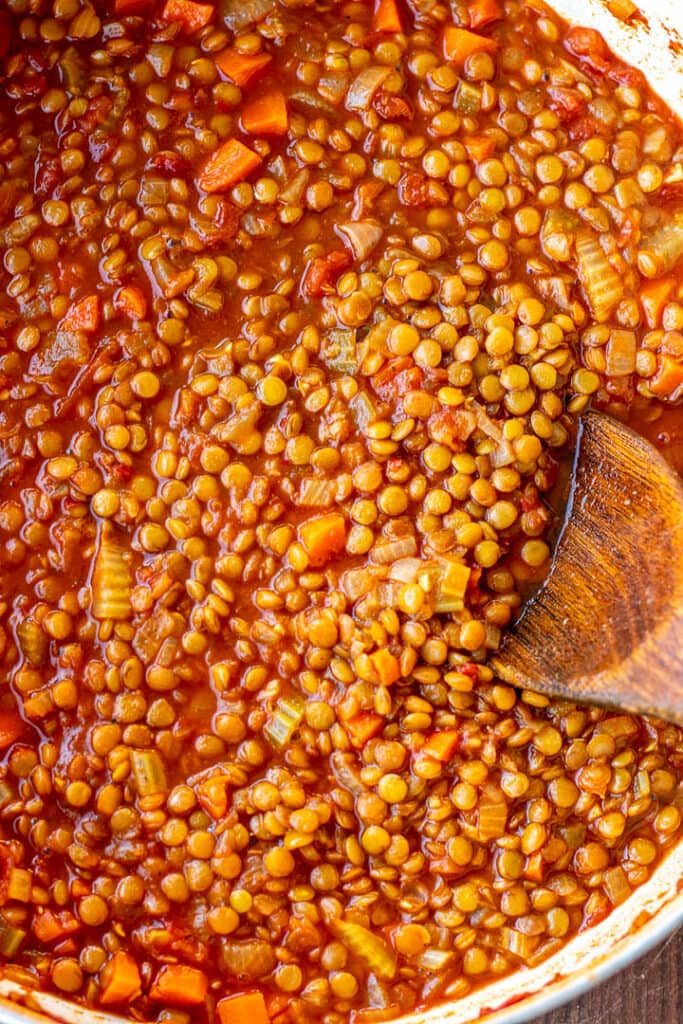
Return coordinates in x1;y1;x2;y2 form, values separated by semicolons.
493;412;683;724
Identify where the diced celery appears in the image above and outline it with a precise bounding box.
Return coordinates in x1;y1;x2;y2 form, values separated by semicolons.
17;618;48;667
59;47;86;93
575;231;623;321
7;868;31;903
603;865;631;906
321;329;358;374
92;527;133;621
331;920;397;979
265;696;305;750
454;81;481;113
558;823;585;850
0;917;26;957
131;749;167;797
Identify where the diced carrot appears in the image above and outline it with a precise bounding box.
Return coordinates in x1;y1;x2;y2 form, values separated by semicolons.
649;354;683;401
215;47;272;88
468;0;502;29
113;0;151;13
218;991;270;1024
197;776;229;820
346;712;384;748
197;138;262;194
299;512;347;566
115;285;147;321
241;91;288;136
421;729;460;762
99;951;142;1006
442;25;498;66
61;294;100;333
160;0;214;33
373;0;402;33
149;964;209;1006
463;134;496;163
33;909;81;943
370;648;401;687
640;277;676;329
0;709;24;749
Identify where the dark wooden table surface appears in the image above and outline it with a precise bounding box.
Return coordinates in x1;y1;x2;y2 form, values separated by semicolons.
532;926;682;1024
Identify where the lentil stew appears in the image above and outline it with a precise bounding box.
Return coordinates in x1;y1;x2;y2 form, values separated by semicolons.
0;1;682;1022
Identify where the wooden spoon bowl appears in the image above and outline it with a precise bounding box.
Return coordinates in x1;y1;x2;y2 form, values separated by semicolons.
492;411;683;725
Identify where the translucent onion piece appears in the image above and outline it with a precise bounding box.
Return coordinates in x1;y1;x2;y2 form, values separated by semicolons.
416;948;454;972
605;329;637;376
336;220;384;262
346;67;391;111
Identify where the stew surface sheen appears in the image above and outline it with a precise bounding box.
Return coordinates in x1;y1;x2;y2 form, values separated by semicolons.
0;0;682;1022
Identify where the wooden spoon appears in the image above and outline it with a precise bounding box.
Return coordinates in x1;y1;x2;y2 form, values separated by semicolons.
492;410;683;725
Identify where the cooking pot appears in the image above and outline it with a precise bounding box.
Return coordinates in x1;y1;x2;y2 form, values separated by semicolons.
0;0;681;1021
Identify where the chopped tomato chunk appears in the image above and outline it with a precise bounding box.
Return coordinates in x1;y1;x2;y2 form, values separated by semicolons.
161;0;214;33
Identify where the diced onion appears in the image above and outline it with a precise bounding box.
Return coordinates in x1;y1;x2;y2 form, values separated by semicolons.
471;401;503;442
371;535;418;565
336;220;384;262
388;557;422;584
416;948;454;972
346;66;391;111
605;329;636;376
220;0;275;31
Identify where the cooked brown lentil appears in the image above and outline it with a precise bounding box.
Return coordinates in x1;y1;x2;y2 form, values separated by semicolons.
0;0;682;1021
